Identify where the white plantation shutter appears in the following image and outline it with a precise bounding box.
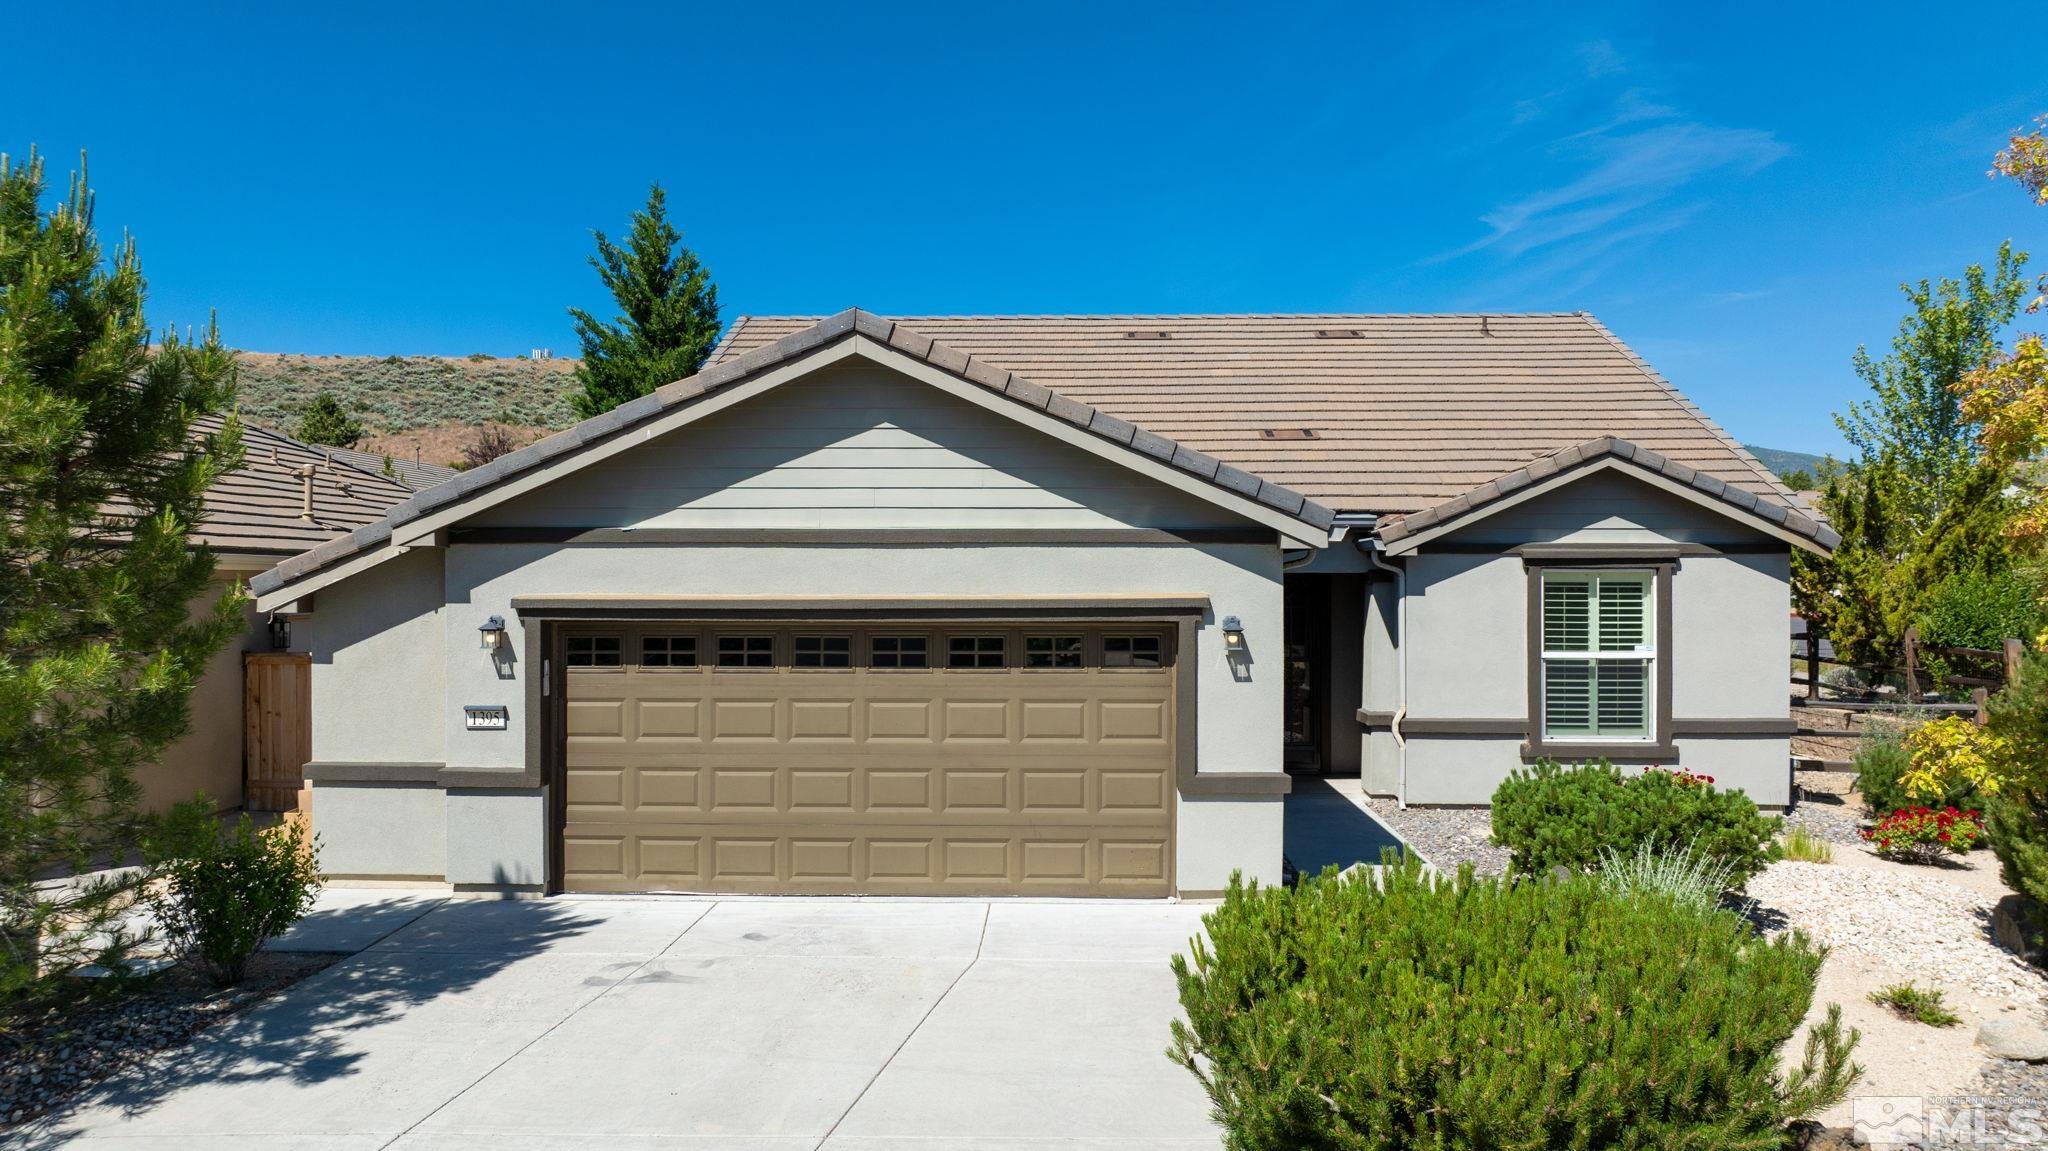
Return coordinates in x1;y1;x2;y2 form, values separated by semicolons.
1541;572;1653;740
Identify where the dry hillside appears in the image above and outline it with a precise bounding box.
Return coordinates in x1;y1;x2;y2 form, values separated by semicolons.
234;351;580;468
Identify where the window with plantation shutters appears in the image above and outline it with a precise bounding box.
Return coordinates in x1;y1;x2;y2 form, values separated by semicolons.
1540;571;1654;740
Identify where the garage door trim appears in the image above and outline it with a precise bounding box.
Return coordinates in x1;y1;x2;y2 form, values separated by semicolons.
520;597;1216;895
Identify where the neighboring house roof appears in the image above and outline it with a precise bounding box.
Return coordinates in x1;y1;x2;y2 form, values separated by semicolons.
196;416;417;559
315;445;460;491
1374;436;1840;556
251;310;1336;602
713;313;1800;518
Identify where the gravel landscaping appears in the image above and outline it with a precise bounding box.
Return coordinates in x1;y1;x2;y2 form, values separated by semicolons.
1788;767;1871;846
0;951;340;1130
1362;797;1510;875
1750;859;2043;1007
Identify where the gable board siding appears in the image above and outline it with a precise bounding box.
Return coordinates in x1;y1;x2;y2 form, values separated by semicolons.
1437;469;1783;547
464;365;1245;531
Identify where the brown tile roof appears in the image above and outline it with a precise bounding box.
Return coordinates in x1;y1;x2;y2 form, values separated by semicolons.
253;311;1333;597
1374;436;1839;551
713;313;1798;517
196;416;417;558
316;445;460;491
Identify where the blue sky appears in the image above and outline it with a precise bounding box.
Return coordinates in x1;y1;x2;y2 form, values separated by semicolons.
5;3;2043;455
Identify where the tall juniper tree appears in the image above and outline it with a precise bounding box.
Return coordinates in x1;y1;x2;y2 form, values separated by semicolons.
0;151;244;1001
568;184;720;418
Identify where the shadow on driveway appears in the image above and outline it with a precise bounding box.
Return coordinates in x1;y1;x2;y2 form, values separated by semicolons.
18;896;606;1147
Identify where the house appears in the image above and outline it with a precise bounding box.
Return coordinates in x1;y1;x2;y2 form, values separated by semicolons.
248;310;1836;898
317;444;461;492
142;419;417;813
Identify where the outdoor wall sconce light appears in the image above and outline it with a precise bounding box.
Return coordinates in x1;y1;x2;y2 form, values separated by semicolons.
478;615;508;651
1220;615;1245;650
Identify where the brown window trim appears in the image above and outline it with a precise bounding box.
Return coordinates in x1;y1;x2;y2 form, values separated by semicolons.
1522;559;1674;762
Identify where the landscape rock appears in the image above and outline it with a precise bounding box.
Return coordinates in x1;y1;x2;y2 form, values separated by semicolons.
1977;1017;2048;1062
1991;894;2046;967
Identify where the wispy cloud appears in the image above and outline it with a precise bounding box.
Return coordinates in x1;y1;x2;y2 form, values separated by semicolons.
1436;48;1787;278
1452;119;1785;261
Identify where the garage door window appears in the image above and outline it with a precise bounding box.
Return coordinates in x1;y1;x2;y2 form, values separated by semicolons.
1025;635;1084;669
566;635;622;668
871;635;928;668
948;635;1005;669
1103;635;1163;668
717;635;775;668
641;635;696;668
794;635;852;668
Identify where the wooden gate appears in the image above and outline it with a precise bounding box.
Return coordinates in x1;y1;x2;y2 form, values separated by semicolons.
244;652;311;812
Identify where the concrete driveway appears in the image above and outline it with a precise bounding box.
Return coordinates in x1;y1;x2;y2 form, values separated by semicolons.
23;894;1222;1150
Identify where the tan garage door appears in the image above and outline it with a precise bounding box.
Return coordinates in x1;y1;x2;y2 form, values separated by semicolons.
560;624;1176;896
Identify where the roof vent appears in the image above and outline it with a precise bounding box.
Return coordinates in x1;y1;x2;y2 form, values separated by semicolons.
1259;428;1320;441
1314;329;1365;339
1123;330;1172;340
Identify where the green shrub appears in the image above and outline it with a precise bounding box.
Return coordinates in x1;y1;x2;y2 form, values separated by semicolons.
1916;568;2045;691
155;815;322;985
1170;861;1860;1150
1987;789;2048;956
1854;719;1919;813
1490;760;1781;887
1868;982;1961;1027
1855;716;1976;812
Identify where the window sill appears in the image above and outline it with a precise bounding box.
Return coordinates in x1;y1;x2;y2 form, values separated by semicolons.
1520;740;1679;764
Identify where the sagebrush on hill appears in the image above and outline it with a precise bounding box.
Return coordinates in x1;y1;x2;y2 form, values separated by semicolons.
233;352;580;435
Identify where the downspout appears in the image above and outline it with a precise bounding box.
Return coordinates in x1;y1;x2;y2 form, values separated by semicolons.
1358;533;1408;809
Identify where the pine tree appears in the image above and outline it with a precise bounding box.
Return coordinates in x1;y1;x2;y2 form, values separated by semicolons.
567;184;720;419
0;151;245;1002
295;391;364;447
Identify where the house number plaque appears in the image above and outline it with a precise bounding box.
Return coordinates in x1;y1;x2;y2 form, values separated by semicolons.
463;705;510;731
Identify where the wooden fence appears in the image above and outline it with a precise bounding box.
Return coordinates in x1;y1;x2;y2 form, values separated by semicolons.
1793;621;2023;721
244;651;311;812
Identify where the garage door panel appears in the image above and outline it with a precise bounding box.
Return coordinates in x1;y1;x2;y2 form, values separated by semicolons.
1100;700;1169;741
566;767;625;808
709;769;777;810
1019;839;1087;882
565;699;626;738
790;838;856;881
789;769;854;810
943;839;1011;881
636;699;703;738
867;700;934;740
1020;770;1088;812
940;700;1009;741
942;770;1008;811
790;699;856;740
1018;700;1087;741
636;769;701;809
710;699;780;740
561;624;1174;896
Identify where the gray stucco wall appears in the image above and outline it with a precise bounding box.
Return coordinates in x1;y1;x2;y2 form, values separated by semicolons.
304;547;447;766
1362;469;1795;807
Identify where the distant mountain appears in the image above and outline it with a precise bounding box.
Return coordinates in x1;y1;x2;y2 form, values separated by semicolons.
1743;445;1831;480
